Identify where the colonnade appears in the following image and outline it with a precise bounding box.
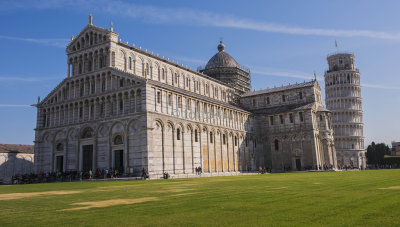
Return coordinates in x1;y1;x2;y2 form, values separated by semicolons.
39;88;142;128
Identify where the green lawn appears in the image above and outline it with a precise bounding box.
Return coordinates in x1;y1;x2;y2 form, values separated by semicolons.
0;170;400;226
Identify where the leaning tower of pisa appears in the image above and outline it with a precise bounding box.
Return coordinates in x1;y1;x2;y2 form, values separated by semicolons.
324;53;366;169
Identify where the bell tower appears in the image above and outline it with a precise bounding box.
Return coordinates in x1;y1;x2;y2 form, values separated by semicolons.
324;53;365;169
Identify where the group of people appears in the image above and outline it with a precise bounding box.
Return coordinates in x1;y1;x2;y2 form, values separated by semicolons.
195;166;202;175
9;167;131;184
258;167;272;174
337;165;359;170
142;168;149;179
11;171;80;184
87;168;125;180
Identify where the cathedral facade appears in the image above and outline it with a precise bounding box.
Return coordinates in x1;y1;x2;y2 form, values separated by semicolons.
34;17;337;178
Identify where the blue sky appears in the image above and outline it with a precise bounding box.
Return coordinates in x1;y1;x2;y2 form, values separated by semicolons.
0;0;399;147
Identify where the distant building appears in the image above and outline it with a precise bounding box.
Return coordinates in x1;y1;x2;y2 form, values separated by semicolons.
324;53;366;169
391;141;400;156
0;144;34;182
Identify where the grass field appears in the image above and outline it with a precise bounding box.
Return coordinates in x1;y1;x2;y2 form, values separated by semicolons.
0;170;399;226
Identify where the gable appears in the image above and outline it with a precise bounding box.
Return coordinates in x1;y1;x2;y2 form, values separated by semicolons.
66;25;112;53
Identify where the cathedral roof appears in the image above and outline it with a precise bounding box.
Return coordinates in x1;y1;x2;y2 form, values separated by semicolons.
204;41;240;70
0;144;34;154
242;80;316;97
148;80;250;113
250;102;325;115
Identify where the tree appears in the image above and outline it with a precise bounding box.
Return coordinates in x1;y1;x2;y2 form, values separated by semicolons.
366;142;391;165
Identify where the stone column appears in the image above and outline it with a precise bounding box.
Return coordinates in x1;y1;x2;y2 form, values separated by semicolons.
124;133;128;173
93;137;97;171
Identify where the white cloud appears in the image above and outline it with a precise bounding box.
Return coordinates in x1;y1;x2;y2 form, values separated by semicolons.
0;35;69;48
0;76;64;82
0;104;32;108
250;67;400;90
2;0;400;40
252;69;319;80
172;56;206;65
362;83;400;90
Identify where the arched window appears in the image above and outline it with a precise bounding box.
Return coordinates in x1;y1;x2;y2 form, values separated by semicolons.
119;100;123;111
114;135;123;145
128;57;132;70
157;91;161;104
195;129;198;142
177;128;181;140
56;143;64;151
99;56;104;68
174;73;178;84
210;132;213;143
145;63;149;76
111;51;116;67
162;68;165;80
223;134;226;144
235;136;238;146
81;128;93;139
274;139;279;151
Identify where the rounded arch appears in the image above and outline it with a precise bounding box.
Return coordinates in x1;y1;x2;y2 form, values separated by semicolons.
186;123;193;132
80;126;94;139
129;52;136;61
112;134;124;145
109;121;126;136
176;122;185;133
63;127;74;141
165;121;174;135
153;119;164;129
54;130;66;142
95;122;108;138
137;55;144;64
128;118;139;134
41;132;52;143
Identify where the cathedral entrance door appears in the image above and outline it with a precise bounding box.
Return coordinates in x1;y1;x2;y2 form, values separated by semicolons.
56;156;63;172
296;158;301;171
114;150;123;172
82;145;93;172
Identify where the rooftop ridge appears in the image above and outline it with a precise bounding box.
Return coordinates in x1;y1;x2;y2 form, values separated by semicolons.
242;80;316;97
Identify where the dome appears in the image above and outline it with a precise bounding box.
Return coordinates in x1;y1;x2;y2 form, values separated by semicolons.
205;41;239;70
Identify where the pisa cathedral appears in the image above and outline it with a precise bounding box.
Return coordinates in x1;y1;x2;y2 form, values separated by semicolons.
34;16;342;178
